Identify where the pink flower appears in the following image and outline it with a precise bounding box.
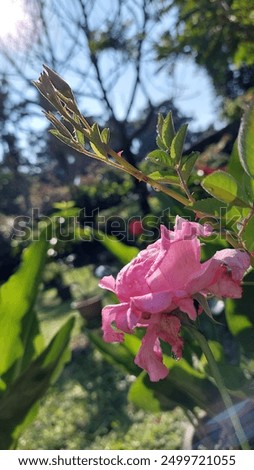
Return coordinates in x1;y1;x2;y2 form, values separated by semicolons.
99;217;250;381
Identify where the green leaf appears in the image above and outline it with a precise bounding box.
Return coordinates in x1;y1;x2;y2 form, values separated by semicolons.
128;372;161;412
124;334;142;356
74;125;85;147
161;112;175;148
94;229;139;265
241;215;254;252
190;198;227;217
201;341;248;391
0;317;74;449
91;328;219;416
201;171;248;206
242;173;254;202
128;333;219;414
46;112;73;139
226;299;253;339
49;129;77;149
156;114;168;149
75;129;85;146
101;127;110;144
146;149;171;167
170;123;188;162
156;135;168;151
238;100;254;177
217;364;248;391
90;142;107;159
228;141;244;180
0;233;49;382
88;332;139;375
228;141;254;204
129;355;219;415
71;114;85;146
225;275;254;356
193;293;219;324
181;151;199;180
90;122;101;142
90;123;107;158
156;113;164;136
92;326;219;415
148;171;180;185
42;65;74;99
228;307;253;335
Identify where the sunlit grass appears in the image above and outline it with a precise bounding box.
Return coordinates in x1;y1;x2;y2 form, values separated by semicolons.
18;263;187;450
18;343;185;450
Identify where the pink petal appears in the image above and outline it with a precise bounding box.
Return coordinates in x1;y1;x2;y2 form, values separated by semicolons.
187;249;250;298
99;275;116;293
175;297;197;320
208;271;242;298
159;225;173;246
101;303;128;342
134;326;168;381
131;291;173;314
147;238;201;292
159;314;183;359
186;257;224;293
115;305;140;332
212;249;250;281
117;227;172;300
115;246;160;301
173;216;213;241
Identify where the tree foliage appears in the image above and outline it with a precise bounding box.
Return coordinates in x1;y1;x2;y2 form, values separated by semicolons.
156;0;254;98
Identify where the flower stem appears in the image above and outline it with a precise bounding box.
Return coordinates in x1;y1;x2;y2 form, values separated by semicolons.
175;165;195;203
187;326;250;450
238;206;254;239
107;147;190;206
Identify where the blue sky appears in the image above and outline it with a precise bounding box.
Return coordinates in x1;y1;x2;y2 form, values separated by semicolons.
108;54;221;131
0;0;224;152
69;0;223;132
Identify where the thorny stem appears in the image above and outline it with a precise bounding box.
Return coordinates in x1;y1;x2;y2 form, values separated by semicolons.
107;147;190;206
238;205;254;239
224;230;240;249
175;165;195;203
187;326;251;450
75;141;189;205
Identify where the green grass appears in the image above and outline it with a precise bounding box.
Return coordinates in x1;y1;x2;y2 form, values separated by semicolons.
17;263;186;450
18;344;185;450
42;263;101;302
62;264;101;301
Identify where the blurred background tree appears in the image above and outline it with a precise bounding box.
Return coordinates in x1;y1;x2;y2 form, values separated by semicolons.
1;1;253;218
0;0;185;282
0;0;189;216
155;0;254;103
0;0;252;280
0;0;254;450
0;0;253;274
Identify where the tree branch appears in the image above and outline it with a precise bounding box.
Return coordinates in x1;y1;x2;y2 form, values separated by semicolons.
77;0;117;120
